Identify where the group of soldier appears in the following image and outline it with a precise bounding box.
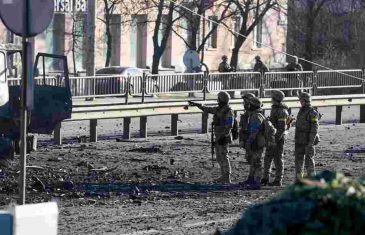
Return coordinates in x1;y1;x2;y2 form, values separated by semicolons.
218;54;303;73
189;89;319;189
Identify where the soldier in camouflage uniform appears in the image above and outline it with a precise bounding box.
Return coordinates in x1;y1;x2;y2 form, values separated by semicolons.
295;92;319;182
253;56;269;74
189;91;234;184
261;90;289;186
241;97;265;189
286;56;303;72
239;93;256;164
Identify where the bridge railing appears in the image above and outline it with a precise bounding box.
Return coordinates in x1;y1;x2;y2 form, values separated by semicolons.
263;71;314;91
316;69;363;89
207;72;261;93
146;73;205;94
7;69;365;99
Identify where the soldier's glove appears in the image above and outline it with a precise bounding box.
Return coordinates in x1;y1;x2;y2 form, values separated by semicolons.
188;101;201;108
217;136;228;145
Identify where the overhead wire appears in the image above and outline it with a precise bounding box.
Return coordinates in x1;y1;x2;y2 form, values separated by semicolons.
167;0;364;81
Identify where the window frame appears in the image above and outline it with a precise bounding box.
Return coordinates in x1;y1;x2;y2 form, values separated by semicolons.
207;15;218;49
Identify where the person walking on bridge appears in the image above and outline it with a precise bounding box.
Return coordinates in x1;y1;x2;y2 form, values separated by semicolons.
189;92;234;184
294;92;320;182
261;90;289;186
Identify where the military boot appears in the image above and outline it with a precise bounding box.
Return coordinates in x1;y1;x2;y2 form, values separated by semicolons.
243;179;261;190
240;176;254;186
213;176;224;183
269;180;282;186
260;178;269;185
214;174;231;184
221;174;231;184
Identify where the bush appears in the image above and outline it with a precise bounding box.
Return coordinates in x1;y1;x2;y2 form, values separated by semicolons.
220;171;365;235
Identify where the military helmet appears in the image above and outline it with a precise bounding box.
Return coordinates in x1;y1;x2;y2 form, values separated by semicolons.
249;97;262;108
241;93;256;100
222;55;228;60
272;90;285;102
255;55;261;60
218;91;230;103
299;92;311;102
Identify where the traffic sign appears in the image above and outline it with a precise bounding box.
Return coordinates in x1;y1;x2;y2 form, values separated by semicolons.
0;0;54;37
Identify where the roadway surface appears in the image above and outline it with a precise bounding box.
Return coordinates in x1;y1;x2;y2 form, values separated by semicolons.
1;94;364;235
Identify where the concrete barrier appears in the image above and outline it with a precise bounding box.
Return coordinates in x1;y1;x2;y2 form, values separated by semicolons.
0;202;58;235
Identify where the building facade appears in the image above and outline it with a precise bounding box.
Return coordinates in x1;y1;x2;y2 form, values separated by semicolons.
0;0;288;74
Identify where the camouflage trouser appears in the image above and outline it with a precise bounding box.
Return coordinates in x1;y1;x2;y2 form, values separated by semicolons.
295;144;316;181
263;138;285;182
245;149;252;164
247;148;264;182
215;143;231;177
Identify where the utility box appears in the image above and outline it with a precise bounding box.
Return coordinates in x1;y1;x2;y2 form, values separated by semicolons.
9;202;58;235
0;211;13;235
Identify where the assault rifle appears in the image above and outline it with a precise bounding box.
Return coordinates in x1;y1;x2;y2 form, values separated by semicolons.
211;122;215;167
188;101;201;108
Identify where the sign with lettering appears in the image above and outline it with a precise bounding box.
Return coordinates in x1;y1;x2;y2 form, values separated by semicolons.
54;0;87;13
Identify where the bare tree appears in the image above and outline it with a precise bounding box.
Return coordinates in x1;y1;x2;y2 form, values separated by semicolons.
64;12;85;75
229;0;278;69
172;0;234;64
286;0;365;70
150;0;183;74
98;0;124;67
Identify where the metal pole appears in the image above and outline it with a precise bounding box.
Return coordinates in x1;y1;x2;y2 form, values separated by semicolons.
19;0;30;205
201;2;205;63
85;0;96;100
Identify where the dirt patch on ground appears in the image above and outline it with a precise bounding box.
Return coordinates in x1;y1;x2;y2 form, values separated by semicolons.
1;108;365;234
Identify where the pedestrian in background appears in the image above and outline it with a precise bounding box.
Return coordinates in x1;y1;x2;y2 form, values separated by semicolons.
253;56;269;74
218;55;234;73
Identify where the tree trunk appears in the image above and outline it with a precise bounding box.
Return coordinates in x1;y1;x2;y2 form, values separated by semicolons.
105;25;112;67
230;31;246;69
151;0;164;74
230;48;240;69
151;49;161;74
304;17;314;71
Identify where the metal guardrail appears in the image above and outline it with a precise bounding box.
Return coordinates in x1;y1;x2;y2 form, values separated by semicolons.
51;94;365;144
146;73;205;94
208;72;261;92
7;69;365;100
263;71;313;91
316;69;363;89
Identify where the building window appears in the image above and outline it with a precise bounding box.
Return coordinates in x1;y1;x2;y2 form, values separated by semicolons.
207;16;218;49
253;9;263;48
231;16;241;48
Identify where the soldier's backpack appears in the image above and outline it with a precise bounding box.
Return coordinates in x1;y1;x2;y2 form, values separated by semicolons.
257;113;277;148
